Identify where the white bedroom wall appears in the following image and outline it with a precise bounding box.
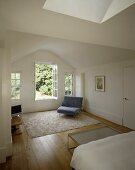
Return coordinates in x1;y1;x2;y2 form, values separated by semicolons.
0;48;6;163
0;48;11;163
75;73;85;97
79;59;135;125
11;50;75;113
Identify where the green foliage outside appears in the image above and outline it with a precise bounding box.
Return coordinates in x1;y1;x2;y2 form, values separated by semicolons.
35;64;53;96
65;74;73;95
11;73;20;99
11;87;20;99
35;64;73;97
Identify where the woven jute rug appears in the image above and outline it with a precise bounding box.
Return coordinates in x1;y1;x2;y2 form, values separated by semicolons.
21;110;99;138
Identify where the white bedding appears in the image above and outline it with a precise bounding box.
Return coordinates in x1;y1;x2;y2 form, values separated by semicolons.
71;131;135;170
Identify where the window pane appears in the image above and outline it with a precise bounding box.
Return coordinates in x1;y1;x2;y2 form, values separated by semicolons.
53;90;57;97
16;73;20;79
11;80;16;86
11;72;21;100
16;80;20;86
15;92;20;99
35;64;58;100
11;73;16;79
11;88;18;99
65;73;73;96
15;87;20;92
53;82;57;89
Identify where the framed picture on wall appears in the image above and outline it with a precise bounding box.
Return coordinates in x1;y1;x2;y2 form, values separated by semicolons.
95;76;105;92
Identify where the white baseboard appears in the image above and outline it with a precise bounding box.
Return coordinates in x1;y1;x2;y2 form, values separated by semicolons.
0;141;12;164
0;147;6;163
6;141;12;157
86;106;122;125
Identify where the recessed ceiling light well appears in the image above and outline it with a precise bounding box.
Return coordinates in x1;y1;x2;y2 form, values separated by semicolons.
43;0;135;23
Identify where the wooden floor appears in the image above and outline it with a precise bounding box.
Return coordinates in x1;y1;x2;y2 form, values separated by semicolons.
0;112;132;170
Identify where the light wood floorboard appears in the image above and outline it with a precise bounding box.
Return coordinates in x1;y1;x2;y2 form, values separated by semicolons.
0;111;132;170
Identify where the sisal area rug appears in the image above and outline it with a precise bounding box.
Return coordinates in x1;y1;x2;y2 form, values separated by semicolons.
21;110;99;138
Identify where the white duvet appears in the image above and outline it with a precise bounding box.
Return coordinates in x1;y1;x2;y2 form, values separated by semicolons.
71;131;135;170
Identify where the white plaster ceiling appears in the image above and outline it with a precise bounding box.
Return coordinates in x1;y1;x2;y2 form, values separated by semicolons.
44;0;135;23
0;0;135;50
8;31;135;69
0;0;135;69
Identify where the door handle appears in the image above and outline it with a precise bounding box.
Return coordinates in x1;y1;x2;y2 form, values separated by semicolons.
123;98;128;100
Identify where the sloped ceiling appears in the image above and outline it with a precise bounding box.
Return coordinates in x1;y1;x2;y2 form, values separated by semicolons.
8;31;135;69
0;0;135;68
0;0;135;51
44;0;135;23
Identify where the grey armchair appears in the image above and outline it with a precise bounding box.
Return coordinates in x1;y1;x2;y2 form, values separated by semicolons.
57;96;83;116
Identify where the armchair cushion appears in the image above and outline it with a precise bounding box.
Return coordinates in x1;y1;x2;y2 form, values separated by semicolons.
57;106;81;115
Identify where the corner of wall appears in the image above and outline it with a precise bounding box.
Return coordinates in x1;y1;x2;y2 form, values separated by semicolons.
0;141;12;164
0;147;7;163
6;140;12;157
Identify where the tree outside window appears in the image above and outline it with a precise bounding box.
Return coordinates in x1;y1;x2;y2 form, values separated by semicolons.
11;73;21;99
35;63;58;100
65;73;73;96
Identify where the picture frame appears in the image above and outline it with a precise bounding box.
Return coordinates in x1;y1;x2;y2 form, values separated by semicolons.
95;76;105;92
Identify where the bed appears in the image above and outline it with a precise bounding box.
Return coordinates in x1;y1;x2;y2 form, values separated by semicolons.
70;131;135;170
